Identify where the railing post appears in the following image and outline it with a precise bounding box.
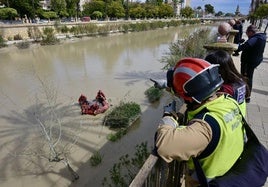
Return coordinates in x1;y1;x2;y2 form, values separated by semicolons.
129;154;159;187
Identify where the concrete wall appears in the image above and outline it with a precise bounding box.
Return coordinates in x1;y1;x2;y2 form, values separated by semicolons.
0;24;52;40
0;22;69;40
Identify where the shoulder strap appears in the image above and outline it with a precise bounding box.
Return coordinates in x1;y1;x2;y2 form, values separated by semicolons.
192;157;209;187
193;110;220;187
195;112;221;159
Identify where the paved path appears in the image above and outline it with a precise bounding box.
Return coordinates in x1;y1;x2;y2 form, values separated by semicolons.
231;21;268;186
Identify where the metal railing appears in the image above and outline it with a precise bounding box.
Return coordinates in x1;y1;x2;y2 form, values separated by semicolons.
130;153;187;187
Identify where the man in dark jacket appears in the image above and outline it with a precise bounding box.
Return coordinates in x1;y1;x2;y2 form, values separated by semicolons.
235;24;266;103
232;19;243;56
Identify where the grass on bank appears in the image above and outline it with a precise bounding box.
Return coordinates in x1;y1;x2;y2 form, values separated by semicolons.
103;101;141;129
145;86;163;103
103;101;141;142
90;151;103;167
102;142;150;186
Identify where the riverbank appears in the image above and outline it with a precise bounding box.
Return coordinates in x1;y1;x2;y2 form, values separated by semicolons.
0;18;230;48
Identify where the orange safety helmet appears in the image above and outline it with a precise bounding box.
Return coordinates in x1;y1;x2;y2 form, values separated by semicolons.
173;58;223;104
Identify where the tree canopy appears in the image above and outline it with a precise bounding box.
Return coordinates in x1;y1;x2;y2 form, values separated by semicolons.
254;4;268;18
0;8;18;20
204;4;214;14
180;6;194;18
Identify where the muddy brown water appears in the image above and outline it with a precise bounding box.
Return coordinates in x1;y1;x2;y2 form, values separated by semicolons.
0;25;213;187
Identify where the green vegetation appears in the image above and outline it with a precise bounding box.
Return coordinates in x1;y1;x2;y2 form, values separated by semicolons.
160;27;217;69
103;102;141;129
0;0;176;21
180;6;195;18
0;0;251;22
102;142;150;186
145;86;163;103
103;101;141;142
0;7;18;20
0;35;7;48
27;27;42;41
107;129;127;142
40;27;60;45
249;3;268;33
1;19;203;48
90;151;103;167
254;4;268;19
65;20;200;37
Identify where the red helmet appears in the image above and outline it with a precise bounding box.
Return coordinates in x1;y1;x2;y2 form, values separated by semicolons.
173;58;223;103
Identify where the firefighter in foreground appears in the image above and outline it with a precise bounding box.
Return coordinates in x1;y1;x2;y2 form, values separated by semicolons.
154;58;245;186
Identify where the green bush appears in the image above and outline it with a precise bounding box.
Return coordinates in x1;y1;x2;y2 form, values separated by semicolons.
145;86;163;103
41;27;59;45
161;27;216;69
28;27;42;41
107;129;127;142
90;151;103;166
103;102;141;129
0;35;7;48
122;24;130;32
7;36;13;41
59;25;69;33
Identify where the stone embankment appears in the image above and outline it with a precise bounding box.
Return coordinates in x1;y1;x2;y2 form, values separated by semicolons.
0;20;160;40
0;18;232;41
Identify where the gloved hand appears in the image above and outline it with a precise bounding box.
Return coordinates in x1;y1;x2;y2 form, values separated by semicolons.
150;78;167;89
163;101;178;121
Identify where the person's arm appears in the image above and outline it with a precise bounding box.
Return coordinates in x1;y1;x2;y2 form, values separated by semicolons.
236;41;250;52
155;119;212;163
237;37;257;52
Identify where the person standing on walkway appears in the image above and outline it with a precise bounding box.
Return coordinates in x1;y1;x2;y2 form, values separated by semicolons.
154;58;245;186
205;50;250;107
232;19;244;56
234;24;266;103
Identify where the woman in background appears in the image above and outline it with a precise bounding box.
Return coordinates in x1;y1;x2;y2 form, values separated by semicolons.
205;50;250;114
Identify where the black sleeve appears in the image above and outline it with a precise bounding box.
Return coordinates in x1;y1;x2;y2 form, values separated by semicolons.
195;113;221;159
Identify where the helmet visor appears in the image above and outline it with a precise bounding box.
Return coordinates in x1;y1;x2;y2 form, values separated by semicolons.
183;65;223;103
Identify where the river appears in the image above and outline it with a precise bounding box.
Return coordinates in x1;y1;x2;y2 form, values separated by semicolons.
0;25;213;187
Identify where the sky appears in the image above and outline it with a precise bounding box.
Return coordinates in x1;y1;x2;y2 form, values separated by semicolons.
190;0;252;15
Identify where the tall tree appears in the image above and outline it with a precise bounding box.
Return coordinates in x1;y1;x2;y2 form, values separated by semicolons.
2;75;80;182
180;6;194;18
107;1;125;18
254;3;268;32
66;0;80;18
204;4;214;14
0;7;18;20
50;0;67;17
82;0;105;17
3;0;40;19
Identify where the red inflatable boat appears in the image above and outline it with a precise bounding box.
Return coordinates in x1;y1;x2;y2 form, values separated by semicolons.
78;90;109;115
